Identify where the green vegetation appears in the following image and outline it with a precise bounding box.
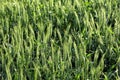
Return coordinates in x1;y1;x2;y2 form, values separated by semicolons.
0;0;120;80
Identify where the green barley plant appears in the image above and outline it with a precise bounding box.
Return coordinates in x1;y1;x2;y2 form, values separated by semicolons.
0;0;120;80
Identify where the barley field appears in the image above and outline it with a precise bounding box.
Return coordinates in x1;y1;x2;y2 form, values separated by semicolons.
0;0;120;80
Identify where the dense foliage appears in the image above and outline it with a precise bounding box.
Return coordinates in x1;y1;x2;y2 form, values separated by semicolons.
0;0;120;80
